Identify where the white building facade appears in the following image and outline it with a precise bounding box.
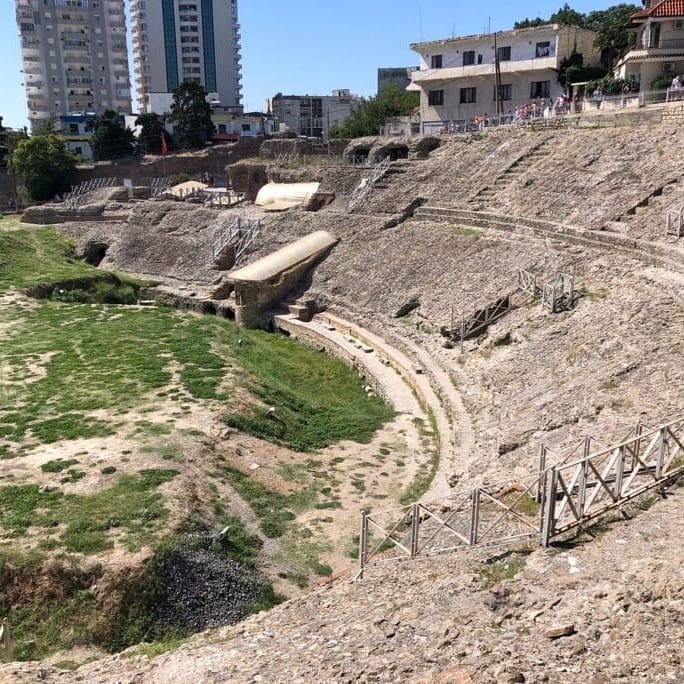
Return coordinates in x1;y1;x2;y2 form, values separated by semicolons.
614;1;684;88
409;24;600;133
271;90;364;138
15;0;132;131
130;0;243;113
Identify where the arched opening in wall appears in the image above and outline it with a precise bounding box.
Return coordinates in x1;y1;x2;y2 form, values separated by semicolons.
414;137;441;159
349;147;371;164
386;145;409;161
217;305;235;320
82;241;109;266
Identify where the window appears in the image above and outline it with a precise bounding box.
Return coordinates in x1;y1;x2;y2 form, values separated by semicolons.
460;87;477;104
242;123;250;131
497;46;511;61
535;41;552;58
218;124;227;133
530;81;551;98
428;89;444;106
431;54;442;69
463;50;475;66
69;123;79;134
494;84;513;101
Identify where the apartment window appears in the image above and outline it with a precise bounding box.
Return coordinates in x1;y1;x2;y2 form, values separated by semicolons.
431;55;443;69
530;81;551;98
428;89;444;106
69;123;79;134
463;50;475;66
494;84;513;101
497;46;511;61
460;87;477;104
535;42;552;58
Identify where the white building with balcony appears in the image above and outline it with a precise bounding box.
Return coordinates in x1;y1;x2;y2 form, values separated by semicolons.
15;0;132;132
614;0;684;88
409;24;599;133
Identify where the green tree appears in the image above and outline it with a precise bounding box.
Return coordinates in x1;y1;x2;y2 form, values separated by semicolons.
91;110;134;160
586;4;639;67
135;112;169;155
549;3;587;27
11;134;77;201
514;17;546;29
328;85;419;139
168;80;215;149
516;4;639;68
557;53;608;90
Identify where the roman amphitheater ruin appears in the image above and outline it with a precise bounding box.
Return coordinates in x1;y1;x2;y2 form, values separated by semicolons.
1;110;683;682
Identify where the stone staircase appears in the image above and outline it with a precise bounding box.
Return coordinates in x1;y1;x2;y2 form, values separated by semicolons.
284;297;316;322
604;176;684;235
469;141;551;205
413;206;684;273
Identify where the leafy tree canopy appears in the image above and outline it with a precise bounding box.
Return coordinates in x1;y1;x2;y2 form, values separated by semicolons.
515;3;640;66
11;134;77;202
328;85;419;139
168;80;215;149
91;110;134;160
557;52;608;89
135;112;170;156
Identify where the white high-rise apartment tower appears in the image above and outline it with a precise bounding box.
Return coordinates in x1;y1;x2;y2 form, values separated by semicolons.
16;0;132;131
130;0;243;113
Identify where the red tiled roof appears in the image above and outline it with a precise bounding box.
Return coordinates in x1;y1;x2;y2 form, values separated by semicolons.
630;0;684;20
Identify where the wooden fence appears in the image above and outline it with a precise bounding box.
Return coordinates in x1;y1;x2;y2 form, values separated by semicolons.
357;417;683;579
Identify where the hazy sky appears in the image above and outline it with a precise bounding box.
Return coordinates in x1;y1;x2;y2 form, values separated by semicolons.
1;0;622;129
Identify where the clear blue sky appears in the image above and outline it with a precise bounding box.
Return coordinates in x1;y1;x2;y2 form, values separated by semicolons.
1;0;623;129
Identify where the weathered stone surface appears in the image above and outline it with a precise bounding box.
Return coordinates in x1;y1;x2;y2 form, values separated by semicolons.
544;624;577;639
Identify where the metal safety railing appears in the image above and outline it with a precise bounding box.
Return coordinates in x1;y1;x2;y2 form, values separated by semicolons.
56;176;122;207
665;203;684;238
348;156;391;213
357;469;544;579
211;217;261;264
356;416;684;579
541;418;684;545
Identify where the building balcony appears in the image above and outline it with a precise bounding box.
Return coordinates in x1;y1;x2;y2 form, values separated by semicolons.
411;56;558;85
621;44;684;65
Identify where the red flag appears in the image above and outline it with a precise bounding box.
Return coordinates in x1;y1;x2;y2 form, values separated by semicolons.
161;133;168;156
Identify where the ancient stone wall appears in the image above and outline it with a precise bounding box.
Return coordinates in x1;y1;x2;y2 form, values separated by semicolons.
75;138;262;185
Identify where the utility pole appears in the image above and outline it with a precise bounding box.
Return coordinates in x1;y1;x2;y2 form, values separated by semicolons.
493;31;504;117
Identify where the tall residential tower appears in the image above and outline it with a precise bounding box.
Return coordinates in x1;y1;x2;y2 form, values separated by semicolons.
130;0;243;113
16;0;132;131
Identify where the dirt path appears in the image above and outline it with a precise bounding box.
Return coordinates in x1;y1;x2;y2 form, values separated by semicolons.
277;312;473;503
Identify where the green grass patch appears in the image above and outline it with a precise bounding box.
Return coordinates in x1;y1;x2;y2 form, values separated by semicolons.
0;304;233;445
452;226;479;237
273;532;333;588
223;327;393;451
477;553;526;588
41;458;79;473
221;465;316;538
0;468;178;553
0;227;99;291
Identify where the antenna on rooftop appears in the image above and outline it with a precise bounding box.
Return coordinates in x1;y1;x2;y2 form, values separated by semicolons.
418;2;423;41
